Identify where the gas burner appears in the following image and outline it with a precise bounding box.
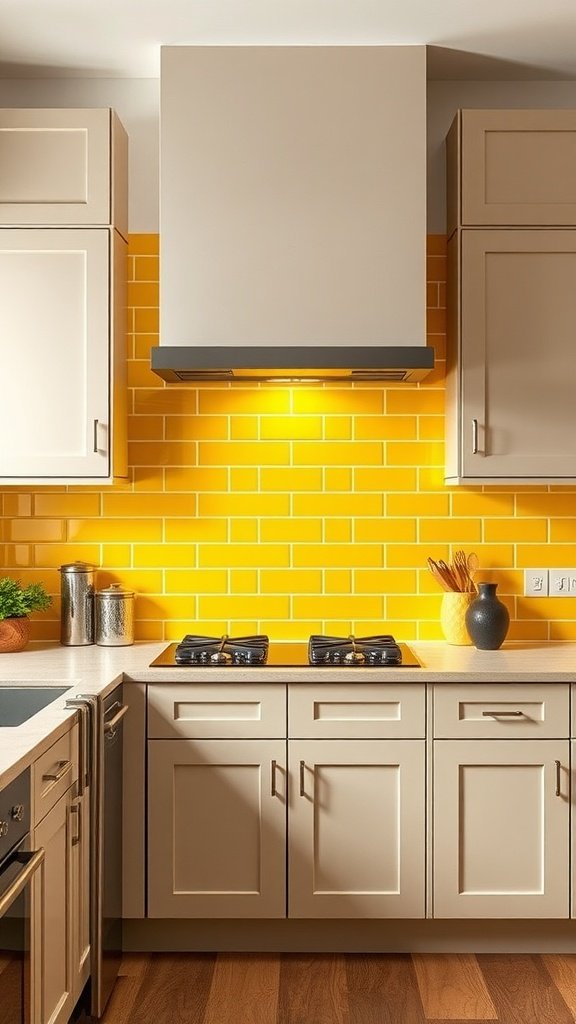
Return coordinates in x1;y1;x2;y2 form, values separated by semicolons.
174;634;269;666
308;634;403;666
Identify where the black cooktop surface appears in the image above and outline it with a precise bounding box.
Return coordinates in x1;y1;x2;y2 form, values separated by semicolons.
150;641;421;668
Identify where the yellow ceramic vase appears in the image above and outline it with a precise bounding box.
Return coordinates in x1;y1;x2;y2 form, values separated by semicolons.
440;592;474;646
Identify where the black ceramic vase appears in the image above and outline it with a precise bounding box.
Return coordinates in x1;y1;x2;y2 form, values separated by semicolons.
465;582;510;650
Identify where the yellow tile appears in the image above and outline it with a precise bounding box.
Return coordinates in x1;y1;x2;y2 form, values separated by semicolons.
230;417;259;440
67;518;161;542
325;520;352;543
550;621;576;640
261;416;322;440
418;416;445;441
516;544;576;568
103;494;196;517
34;494;101;518
135;621;164;641
128;441;197;466
355;518;416;542
137;595;197;620
132;467;166;491
34;544;100;568
165;467;227;492
387;544;449;568
354;416;417;441
128;234;159;256
199;494;289;517
9;519;63;542
452;493;515;517
386;390;444;415
387;493;449;517
261;569;322;593
200;596;290;619
355;569;417;593
325;468;353;490
293;441;382;466
231;468;259;491
134;308;159;333
261;468;322;492
293;595;384;619
164;619;227;640
230;569;258;592
517;494;576;517
199;544;290;568
134;256;159;281
324;569;352;592
199;441;290;466
127;281;159;306
3;494;33;516
199;388;291;415
134;334;158;359
418;467;453;491
101;544;132;568
96;569;163;593
387;595;442;620
134;389;197;415
325;417;352;440
292;389;383;415
293;494;382;517
165;569;228;594
419;519;482;543
355;468;417;492
230;519;259;542
322;618;352;634
260;519;322;542
30;620;59;642
485;519;547;542
134;545;197;568
127;360;163;389
166;416;228;441
294;544;383;568
550;520;576;542
417;621;445;640
0;568;59;590
260;620;321;640
165;518;228;542
386;441;444;467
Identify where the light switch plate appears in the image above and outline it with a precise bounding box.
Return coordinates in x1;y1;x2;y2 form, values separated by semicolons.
524;569;549;597
550;569;575;596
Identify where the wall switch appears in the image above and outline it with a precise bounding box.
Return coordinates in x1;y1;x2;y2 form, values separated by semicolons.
524;569;549;597
549;569;571;596
569;573;576;593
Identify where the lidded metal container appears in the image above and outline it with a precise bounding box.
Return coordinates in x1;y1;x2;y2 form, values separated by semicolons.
59;561;96;646
95;584;135;646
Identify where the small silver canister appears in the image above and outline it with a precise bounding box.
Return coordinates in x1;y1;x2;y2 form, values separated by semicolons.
95;584;135;646
59;562;96;646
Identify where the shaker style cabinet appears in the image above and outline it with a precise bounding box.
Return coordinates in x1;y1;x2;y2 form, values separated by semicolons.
445;109;576;483
0;108;127;483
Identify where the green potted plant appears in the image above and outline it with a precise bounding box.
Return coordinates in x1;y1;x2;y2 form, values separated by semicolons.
0;578;52;652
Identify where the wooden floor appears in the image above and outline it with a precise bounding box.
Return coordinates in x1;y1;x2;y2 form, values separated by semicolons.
101;952;576;1024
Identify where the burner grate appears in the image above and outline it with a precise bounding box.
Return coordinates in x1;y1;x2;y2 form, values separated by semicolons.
174;634;269;666
308;634;403;666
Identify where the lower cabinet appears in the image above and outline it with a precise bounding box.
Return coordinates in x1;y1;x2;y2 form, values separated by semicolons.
433;739;570;919
71;787;91;998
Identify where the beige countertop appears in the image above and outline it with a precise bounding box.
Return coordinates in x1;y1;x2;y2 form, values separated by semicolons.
1;639;575;788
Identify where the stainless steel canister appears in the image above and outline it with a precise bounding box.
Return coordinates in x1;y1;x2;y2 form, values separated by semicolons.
59;562;96;646
95;584;135;646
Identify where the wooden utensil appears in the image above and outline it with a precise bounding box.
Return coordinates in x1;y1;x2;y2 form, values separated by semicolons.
427;557;454;592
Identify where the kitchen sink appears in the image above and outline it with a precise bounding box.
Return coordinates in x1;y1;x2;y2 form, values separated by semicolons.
0;686;72;727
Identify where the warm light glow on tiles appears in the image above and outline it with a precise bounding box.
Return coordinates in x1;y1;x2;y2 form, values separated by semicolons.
1;231;576;642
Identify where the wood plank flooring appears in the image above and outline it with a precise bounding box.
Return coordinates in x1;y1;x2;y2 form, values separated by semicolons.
101;953;576;1024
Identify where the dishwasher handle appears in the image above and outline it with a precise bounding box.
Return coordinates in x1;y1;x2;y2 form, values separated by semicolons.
0;848;45;916
104;702;128;737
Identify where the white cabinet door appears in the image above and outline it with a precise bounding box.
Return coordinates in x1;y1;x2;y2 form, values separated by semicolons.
33;789;74;1024
0;228;111;478
288;739;425;919
148;739;286;918
434;740;570;919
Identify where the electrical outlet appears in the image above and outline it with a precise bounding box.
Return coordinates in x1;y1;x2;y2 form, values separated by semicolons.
524;569;549;597
549;569;572;596
569;573;576;593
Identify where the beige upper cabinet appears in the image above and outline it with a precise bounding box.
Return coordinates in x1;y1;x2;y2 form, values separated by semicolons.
0;108;127;237
448;109;576;234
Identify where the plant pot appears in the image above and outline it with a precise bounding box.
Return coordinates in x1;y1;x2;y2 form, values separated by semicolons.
0;616;31;653
440;592;474;645
465;582;510;650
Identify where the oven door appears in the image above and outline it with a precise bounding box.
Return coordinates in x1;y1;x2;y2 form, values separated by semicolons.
0;844;44;1024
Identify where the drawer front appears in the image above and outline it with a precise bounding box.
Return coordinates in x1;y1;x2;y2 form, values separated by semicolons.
433;683;570;739
148;683;286;739
32;724;77;826
288;683;425;738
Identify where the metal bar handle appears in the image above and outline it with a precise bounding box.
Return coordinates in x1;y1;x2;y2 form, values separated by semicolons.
104;703;129;736
271;760;277;797
71;802;82;847
555;760;562;797
482;710;524;717
299;760;306;797
0;849;45;917
42;759;72;784
472;418;479;455
93;419;99;454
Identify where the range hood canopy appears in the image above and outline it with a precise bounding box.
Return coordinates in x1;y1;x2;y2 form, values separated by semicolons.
151;346;434;383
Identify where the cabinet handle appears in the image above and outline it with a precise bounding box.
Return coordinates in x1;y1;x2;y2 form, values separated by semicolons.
71;802;82;847
555;760;562;797
481;710;524;717
271;760;277;797
299;760;306;797
42;759;72;784
472;418;479;455
93;418;99;453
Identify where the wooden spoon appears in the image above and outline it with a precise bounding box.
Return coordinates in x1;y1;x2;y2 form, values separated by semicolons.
427;557;453;592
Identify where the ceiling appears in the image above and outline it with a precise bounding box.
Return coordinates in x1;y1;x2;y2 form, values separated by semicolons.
2;0;576;79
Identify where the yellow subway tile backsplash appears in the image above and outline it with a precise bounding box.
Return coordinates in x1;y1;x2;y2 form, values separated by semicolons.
2;233;575;641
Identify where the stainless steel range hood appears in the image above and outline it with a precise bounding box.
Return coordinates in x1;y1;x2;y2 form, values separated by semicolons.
154;46;432;384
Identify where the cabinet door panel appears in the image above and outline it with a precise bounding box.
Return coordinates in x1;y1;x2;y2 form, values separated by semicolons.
434;740;569;919
289;739;425;918
148;739;286;918
462;230;576;478
33;789;73;1024
0;229;110;478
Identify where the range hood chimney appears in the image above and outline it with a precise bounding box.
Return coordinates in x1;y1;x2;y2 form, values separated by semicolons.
154;45;432;384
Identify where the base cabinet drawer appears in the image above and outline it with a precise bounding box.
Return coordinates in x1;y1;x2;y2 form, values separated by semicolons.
32;727;77;825
289;683;425;738
148;683;286;739
433;683;569;739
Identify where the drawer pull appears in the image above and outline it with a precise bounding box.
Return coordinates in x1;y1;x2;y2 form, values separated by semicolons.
555;760;562;797
70;802;82;846
481;710;524;717
271;759;277;797
42;759;72;784
299;760;306;797
472;418;479;455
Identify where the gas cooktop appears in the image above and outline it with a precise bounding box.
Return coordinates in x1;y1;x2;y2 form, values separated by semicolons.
149;634;422;668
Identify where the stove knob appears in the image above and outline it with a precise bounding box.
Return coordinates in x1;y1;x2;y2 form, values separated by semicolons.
0;821;9;838
11;804;24;822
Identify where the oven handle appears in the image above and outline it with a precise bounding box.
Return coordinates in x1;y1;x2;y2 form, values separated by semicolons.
0;848;44;917
104;702;128;736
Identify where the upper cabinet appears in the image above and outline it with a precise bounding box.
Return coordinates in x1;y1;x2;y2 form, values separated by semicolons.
0;108;128;238
446;109;576;484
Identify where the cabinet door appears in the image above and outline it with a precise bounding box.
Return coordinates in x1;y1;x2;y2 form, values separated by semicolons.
461;109;576;226
148;739;286;918
0;229;111;478
434;740;569;919
461;229;576;479
288;739;425;918
33;789;74;1024
70;789;90;1000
